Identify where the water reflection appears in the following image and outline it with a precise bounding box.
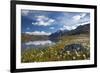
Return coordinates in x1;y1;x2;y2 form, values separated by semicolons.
22;40;55;51
25;40;54;46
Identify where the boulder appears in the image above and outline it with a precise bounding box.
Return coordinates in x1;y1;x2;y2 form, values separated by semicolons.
63;44;86;52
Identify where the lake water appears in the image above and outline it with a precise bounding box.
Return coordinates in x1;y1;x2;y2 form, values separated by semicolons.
21;40;55;51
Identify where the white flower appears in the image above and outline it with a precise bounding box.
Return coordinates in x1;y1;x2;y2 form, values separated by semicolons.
73;56;76;60
67;51;70;55
75;50;80;57
83;54;86;59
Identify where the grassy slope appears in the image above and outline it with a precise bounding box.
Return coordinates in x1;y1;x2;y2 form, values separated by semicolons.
21;34;90;63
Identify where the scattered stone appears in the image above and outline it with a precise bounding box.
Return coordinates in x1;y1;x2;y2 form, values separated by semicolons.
63;44;87;52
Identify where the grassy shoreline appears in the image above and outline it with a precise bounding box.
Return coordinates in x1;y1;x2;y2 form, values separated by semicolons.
21;34;90;63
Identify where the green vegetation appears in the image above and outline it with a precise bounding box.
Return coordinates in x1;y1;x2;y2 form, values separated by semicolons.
21;34;90;63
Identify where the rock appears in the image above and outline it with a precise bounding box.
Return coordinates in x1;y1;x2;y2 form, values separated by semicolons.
63;44;86;52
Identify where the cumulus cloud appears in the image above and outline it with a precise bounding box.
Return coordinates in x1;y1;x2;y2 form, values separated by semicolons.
32;15;55;26
81;13;87;18
25;31;51;35
60;25;76;30
60;21;90;31
72;15;81;20
76;21;90;26
72;13;87;21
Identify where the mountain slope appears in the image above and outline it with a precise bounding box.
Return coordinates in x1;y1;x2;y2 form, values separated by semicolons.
49;23;90;41
67;23;90;35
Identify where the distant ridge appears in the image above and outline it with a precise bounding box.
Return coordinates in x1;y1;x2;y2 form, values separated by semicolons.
49;23;90;41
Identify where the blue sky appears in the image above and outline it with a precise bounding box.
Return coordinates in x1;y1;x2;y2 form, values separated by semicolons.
21;9;90;35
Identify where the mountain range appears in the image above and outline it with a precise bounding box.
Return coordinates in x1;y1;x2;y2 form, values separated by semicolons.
22;23;90;42
49;23;90;41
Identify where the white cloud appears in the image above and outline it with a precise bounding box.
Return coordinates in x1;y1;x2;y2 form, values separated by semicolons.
21;10;29;16
61;21;90;30
81;13;87;18
72;15;81;20
76;21;90;26
50;27;54;29
36;16;49;21
72;13;87;21
60;25;76;30
25;31;51;35
32;15;55;26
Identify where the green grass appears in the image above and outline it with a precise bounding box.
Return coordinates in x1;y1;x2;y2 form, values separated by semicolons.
21;34;90;63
